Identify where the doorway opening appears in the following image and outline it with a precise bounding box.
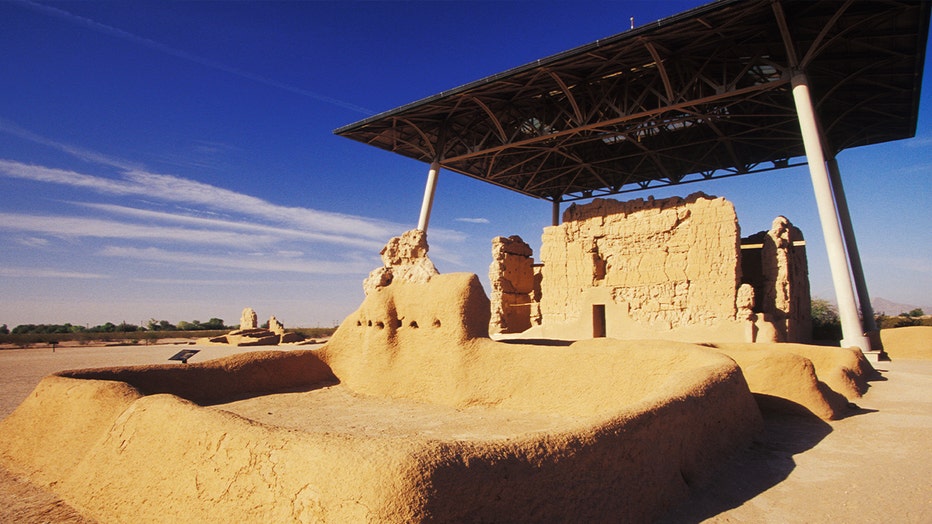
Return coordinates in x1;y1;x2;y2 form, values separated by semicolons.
592;304;606;338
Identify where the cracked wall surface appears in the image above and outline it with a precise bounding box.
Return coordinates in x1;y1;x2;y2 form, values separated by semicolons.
741;216;812;343
489;235;537;334
494;192;812;344
0;273;765;523
535;192;745;340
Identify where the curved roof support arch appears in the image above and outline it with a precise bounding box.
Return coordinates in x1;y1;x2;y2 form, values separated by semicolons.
337;0;928;356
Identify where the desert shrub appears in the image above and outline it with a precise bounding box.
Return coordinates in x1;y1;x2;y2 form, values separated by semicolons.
879;314;921;329
811;298;841;341
293;327;338;339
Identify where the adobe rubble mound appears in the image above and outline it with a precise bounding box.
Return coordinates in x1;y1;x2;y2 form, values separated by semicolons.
0;234;764;523
363;228;438;295
201;308;303;346
0;225;880;522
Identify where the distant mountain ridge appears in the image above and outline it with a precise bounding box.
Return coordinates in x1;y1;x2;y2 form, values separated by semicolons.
871;297;930;316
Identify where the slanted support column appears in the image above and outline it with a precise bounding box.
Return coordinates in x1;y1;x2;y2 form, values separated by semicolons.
791;74;870;353
552;198;561;226
826;157;883;352
417;160;441;232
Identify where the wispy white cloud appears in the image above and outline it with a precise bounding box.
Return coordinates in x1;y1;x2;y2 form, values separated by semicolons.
15;236;49;248
0;159;136;194
142;140;237;171
902;162;932;175
123;168;401;239
0;158;404;243
905;135;932;148
455;217;490;224
133;277;258;285
0;267;106;279
15;1;374;115
870;256;932;274
426;245;467;268
0;119;139;170
0;126;473;284
78;202;384;250
0;211;276;247
100;246;372;275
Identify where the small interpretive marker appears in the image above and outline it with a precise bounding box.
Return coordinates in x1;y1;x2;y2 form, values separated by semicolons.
168;349;200;364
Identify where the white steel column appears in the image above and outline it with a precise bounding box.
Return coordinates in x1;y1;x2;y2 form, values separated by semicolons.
417;160;441;232
826;157;881;346
791;74;870;352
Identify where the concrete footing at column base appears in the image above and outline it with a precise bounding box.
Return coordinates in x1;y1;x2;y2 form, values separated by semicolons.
860;350;888;364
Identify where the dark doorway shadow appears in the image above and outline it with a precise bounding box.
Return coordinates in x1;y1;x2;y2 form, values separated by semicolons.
497;338;575;347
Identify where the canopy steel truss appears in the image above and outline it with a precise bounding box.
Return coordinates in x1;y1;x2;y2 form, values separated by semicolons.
335;0;928;354
335;0;929;203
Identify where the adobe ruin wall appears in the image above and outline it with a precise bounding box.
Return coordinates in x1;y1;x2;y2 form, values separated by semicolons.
741;216;812;343
488;236;538;335
490;192;811;344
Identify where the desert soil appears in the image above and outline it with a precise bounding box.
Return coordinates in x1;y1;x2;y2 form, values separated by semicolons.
0;343;929;523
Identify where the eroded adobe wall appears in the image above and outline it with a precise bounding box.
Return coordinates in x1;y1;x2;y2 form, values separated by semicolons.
489;235;536;334
537;192;743;340
741;216;812;343
0;273;765;523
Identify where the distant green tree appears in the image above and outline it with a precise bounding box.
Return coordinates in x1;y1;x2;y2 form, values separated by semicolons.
89;322;117;333
907;308;924;318
880;315;919;329
117;321;140;332
0;324;8;335
203;318;226;330
811;298;841;341
811;298;838;325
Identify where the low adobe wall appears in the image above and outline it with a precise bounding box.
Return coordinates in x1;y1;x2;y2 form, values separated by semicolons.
0;273;762;523
710;343;873;419
881;326;932;360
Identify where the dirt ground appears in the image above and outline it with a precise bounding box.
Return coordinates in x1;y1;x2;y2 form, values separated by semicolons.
0;342;929;523
659;357;932;523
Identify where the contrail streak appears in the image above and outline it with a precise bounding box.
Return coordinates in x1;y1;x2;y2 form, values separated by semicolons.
15;0;376;115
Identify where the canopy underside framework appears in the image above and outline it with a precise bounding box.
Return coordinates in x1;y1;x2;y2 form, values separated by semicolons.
335;0;929;203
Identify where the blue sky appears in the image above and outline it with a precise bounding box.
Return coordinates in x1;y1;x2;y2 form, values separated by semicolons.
1;0;929;329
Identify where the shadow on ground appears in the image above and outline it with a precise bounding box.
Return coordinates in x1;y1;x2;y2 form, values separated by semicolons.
658;409;833;522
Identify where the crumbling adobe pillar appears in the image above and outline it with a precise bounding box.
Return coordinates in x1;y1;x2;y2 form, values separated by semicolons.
489;236;535;334
761;216;811;343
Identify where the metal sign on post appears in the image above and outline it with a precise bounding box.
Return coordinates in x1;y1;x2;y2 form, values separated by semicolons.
168;349;200;364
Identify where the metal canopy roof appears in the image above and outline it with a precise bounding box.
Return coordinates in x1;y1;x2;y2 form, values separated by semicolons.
335;0;930;202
